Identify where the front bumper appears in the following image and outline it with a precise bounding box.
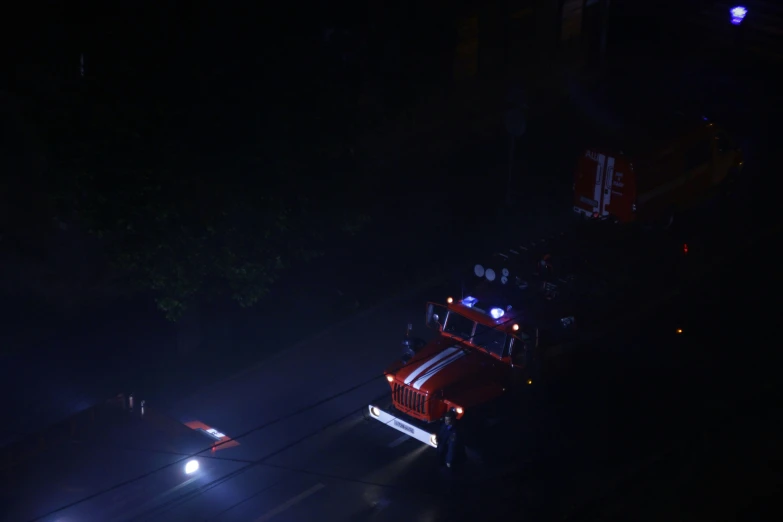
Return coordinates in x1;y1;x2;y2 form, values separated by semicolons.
367;404;438;448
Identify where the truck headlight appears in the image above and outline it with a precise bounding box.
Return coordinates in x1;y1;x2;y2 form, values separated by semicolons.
184;459;199;474
370;407;380;417
430;434;438;447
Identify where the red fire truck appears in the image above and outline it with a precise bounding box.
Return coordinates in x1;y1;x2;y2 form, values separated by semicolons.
367;218;691;451
573;113;743;225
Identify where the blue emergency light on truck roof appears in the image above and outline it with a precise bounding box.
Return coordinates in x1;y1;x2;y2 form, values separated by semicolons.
462;296;478;307
490;307;505;319
453;294;513;322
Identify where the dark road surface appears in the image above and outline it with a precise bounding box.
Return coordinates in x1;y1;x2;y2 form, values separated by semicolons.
9;44;783;522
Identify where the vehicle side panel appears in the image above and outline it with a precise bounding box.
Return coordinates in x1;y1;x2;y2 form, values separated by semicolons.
574;149;637;221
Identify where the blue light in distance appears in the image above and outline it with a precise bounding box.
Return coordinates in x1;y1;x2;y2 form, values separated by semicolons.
730;6;747;25
489;307;505;319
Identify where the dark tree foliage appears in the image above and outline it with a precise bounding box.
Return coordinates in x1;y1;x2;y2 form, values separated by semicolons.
40;7;369;320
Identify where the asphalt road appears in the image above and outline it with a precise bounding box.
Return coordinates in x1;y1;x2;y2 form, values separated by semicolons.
32;129;769;522
17;215;776;522
80;188;772;522
16;47;782;522
120;58;780;522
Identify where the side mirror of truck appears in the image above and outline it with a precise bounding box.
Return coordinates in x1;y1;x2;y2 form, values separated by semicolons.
426;303;448;331
401;337;425;363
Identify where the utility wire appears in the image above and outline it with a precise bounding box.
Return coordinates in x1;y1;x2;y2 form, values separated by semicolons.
166;293;692;522
46;398;451;522
26;339;463;522
27;255;537;522
79;397;437;493
126;400;452;522
28;218;719;522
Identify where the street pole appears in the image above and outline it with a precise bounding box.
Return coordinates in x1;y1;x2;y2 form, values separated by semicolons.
507;134;516;207
504;103;526;207
600;0;610;68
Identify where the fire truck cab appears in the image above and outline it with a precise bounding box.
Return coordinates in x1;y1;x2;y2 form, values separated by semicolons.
367;241;581;449
368;294;537;448
573;113;743;224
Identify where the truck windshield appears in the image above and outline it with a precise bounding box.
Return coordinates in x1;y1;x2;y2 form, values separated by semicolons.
443;312;509;357
444;312;475;340
473;324;508;357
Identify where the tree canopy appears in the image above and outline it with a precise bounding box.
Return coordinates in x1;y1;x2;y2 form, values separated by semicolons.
38;21;369;320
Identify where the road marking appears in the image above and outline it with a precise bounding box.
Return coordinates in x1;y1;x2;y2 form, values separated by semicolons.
387;434;410;448
253;483;326;521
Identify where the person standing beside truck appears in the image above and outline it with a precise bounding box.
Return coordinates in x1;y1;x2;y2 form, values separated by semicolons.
437;410;466;472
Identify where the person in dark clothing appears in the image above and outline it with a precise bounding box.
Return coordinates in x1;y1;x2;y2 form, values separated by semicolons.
436;410;466;471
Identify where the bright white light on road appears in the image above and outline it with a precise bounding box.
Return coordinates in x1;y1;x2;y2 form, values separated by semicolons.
184;459;199;474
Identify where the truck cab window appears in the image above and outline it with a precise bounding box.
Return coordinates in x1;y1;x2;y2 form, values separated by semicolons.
444;313;476;340
473;324;507;357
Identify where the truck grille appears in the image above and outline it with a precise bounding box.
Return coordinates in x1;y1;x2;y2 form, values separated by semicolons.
392;383;428;415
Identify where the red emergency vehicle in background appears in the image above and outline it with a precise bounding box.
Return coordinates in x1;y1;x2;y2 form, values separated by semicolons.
573;113;743;224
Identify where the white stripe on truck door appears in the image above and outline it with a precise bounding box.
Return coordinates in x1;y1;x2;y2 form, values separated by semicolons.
602;156;615;216
594;154;605;214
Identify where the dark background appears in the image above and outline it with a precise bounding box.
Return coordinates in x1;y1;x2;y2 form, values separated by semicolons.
1;1;782;519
